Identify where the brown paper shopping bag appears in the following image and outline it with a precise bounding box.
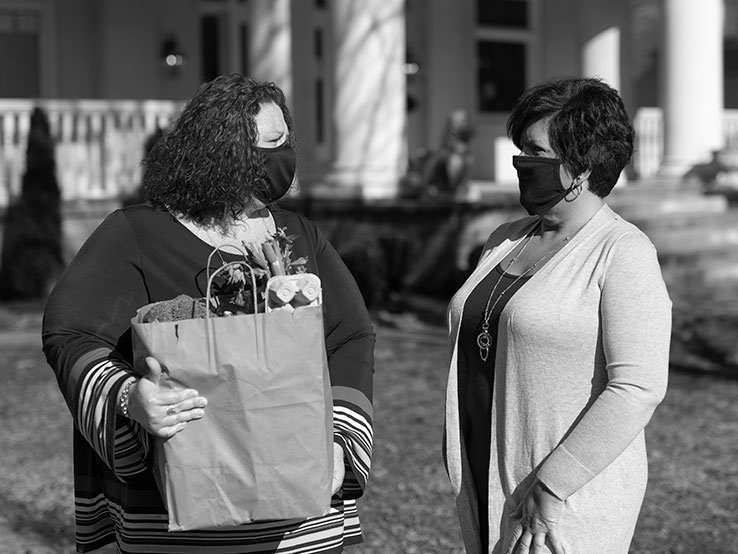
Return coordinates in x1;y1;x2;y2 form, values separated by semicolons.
131;255;333;531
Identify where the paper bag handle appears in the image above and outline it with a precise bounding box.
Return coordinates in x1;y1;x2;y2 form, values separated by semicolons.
205;244;259;317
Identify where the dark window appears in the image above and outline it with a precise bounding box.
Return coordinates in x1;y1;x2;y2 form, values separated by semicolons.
314;28;323;60
477;40;526;112
477;0;528;28
240;23;249;76
0;10;40;97
315;78;324;143
201;15;221;82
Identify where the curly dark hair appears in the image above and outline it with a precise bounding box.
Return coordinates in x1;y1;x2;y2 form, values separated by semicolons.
506;76;634;197
141;74;295;225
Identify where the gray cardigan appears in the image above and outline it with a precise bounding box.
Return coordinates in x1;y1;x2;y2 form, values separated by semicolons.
444;204;671;554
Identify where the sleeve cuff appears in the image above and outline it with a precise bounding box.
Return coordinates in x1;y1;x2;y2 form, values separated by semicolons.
537;445;596;500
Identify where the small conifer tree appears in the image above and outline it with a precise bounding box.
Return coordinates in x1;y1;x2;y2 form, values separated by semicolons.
0;107;64;300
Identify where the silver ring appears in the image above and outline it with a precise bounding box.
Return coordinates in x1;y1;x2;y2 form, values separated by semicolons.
166;405;176;416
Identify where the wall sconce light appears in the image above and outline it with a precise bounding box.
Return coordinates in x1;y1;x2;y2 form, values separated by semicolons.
402;62;420;76
161;36;187;74
403;48;420;76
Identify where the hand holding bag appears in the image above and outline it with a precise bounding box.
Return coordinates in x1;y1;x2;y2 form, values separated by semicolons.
131;247;333;531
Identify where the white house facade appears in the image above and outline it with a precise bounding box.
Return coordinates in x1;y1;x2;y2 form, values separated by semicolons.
0;0;737;204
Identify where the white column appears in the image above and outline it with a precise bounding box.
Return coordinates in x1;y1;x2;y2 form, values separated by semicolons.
328;0;406;198
582;28;620;90
580;1;623;91
579;0;633;186
249;0;292;101
660;0;724;177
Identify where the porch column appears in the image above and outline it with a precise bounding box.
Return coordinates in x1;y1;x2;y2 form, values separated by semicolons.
249;0;292;100
328;0;406;198
660;0;724;176
579;0;627;92
579;0;631;185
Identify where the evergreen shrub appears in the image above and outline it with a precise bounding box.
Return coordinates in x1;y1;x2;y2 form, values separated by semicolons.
0;107;64;300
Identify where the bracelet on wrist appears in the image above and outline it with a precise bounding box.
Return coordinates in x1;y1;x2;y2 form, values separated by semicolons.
119;378;135;419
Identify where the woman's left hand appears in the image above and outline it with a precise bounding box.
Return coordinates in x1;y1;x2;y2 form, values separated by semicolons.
331;443;346;496
507;479;566;554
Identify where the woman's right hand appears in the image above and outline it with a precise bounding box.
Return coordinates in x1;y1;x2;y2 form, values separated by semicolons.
126;356;208;438
507;479;566;554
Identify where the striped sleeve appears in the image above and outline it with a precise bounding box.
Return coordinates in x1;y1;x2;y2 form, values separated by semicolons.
73;349;151;476
332;386;374;498
281;213;376;499
42;209;153;479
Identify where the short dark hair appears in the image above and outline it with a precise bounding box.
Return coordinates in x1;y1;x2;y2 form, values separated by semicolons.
506;76;634;197
142;74;295;225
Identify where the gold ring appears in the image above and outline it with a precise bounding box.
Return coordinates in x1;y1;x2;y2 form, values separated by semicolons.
166;405;176;416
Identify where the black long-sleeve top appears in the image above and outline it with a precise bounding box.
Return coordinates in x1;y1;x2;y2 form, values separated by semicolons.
42;204;375;554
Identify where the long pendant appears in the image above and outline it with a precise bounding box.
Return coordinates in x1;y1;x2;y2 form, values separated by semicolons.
475;224;541;362
477;322;492;361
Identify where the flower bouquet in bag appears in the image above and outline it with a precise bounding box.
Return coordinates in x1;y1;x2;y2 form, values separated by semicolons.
131;236;333;532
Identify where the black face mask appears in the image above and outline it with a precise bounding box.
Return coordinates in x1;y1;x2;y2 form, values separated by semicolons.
255;143;296;203
512;155;576;215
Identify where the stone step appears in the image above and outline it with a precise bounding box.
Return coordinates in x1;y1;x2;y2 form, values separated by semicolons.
628;212;737;238
610;184;738;285
610;188;728;220
646;220;738;257
607;183;738;275
469;180;729;220
660;252;738;286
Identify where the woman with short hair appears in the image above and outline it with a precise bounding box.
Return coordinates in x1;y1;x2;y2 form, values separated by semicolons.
444;76;671;554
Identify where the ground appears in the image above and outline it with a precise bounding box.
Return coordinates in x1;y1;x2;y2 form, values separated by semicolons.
0;298;737;553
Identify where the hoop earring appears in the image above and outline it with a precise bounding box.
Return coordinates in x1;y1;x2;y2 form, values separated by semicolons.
565;180;583;203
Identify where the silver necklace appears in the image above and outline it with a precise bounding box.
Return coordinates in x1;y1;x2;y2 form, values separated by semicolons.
476;224;570;361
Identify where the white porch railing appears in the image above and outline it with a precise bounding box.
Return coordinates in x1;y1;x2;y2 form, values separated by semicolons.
632;107;664;180
724;109;738;149
0;99;182;208
633;107;738;179
2;102;738;208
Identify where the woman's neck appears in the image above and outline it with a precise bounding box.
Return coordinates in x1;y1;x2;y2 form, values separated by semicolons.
538;196;605;239
178;205;276;251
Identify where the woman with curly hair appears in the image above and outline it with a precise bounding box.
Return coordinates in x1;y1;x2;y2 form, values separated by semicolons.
443;76;671;553
43;74;375;553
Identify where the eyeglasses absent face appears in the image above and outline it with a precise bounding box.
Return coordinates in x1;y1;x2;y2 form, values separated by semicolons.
255;102;288;149
519;117;557;158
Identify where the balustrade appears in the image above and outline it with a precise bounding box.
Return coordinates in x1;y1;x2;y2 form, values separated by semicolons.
2;102;738;208
0;99;182;207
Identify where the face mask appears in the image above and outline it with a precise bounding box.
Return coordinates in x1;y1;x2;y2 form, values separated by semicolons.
512;155;576;215
255;143;296;203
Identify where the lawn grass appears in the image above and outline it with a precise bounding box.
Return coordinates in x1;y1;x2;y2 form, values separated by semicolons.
0;305;736;553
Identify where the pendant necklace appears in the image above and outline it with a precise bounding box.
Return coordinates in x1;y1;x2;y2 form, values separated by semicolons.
476;222;570;361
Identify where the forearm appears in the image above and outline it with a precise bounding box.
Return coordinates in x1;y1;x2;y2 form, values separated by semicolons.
43;334;151;475
314;223;376;497
328;327;375;498
537;367;667;499
539;232;671;499
332;385;374;498
42;210;153;475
